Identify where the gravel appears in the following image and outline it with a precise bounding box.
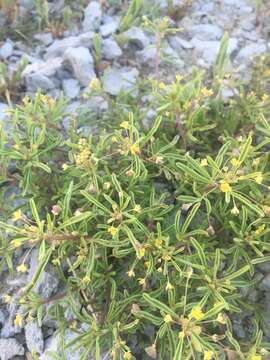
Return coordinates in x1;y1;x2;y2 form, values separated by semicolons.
0;338;25;360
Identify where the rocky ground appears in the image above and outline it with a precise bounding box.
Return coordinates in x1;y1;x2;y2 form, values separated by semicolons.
0;0;270;359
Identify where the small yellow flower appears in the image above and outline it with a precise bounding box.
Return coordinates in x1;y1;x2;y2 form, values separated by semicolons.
155;238;162;248
14;313;23;327
201;87;214;97
162;254;171;261
16;263;28;273
200;158;208;166
159;82;166;90
216;313;226;324
231;158;240;167
179;331;185;339
11;239;21;248
108;226;118;236
166;282;174;291
255;173;263;184
164;314;173;323
52;258;61;266
62;163;69;171
111;136;118;143
89;78;100;90
157;266;163;273
190;306;204;321
127;270;135;277
251;356;262;360
231;206;239;215
133;204;142;213
12;210;23;222
130;144;140;155
138;278;146;285
82;275;91;284
176;74;183;82
120;121;130;130
3;294;12;304
19;297;26;304
126;169;134;177
26;313;34;323
204;350;214;360
261;94;269;103
124;351;132;360
138;247;146;258
219;182;232;193
255;224;265;235
103;182;111;190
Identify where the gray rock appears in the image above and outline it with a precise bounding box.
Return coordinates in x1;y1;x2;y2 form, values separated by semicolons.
1;304;22;338
62;78;80;99
34;33;53;45
100;18;119;37
136;46;156;65
168;36;194;52
83;1;102;32
23;57;63;78
0;338;24;360
163;46;184;69
44;33;93;59
236;42;267;62
123;26;150;49
25;73;55;93
63;47;96;87
102;67;139;96
102;38;122;60
0;103;10;127
191;24;223;41
257;261;270;273
0;42;13;60
25;321;44;354
258;273;270;291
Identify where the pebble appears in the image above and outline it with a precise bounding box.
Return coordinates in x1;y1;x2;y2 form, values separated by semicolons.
83;1;102;32
34;33;53;46
0;338;24;360
0;41;13;60
100;17;119;37
102;67;139;96
25;73;55;93
63;47;96;87
102;38;122;60
168;36;194;52
62;78;80;99
236;42;267;62
123;26;150;49
191;24;224;41
25;321;44;354
0;103;10;126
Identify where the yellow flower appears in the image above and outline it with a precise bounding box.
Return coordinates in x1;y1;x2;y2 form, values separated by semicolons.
14;313;23;327
133;204;141;213
89;78;100;90
255;224;265;235
166;282;174;291
82;275;91;284
16;263;28;273
179;331;185;339
108;226;118;236
200;158;208;166
103;182;111;190
3;294;12;304
204;350;214;360
52;258;61;266
261;94;269;103
19;297;26;304
190;306;204;321
120;121;130;129
251;356;262;360
124;351;132;360
111;136;118;143
130;144;140;155
201;87;214;97
12;209;23;222
26;313;34;323
155;238;162;248
159;82;166;90
216;313;226;324
126;169;134;177
176;74;183;82
138;247;145;258
255;173;263;184
164;314;173;323
219;182;232;193
127;270;135;277
62;163;69;171
231;206;239;215
231;158;240;167
157;267;163;273
138;278;146;285
11;239;21;248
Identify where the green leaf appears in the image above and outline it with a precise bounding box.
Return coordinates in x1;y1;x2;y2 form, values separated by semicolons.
143;293;178;318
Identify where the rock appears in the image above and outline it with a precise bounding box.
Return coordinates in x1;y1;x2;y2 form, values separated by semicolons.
0;41;13;60
0;338;24;360
34;33;53;46
168;36;194;52
23;57;63;77
0;103;10;127
44;33;93;59
63;47;96;87
1;304;22;338
100;18;119;37
123;26;150;49
102;38;122;60
191;24;223;41
83;1;102;32
102;67;139;96
258;273;270;291
136;46;156;66
25;321;44;354
25;73;55;93
257;261;270;273
163;46;184;69
62;78;80;99
236;42;267;62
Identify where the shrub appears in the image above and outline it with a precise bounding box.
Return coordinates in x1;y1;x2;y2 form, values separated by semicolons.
1;49;270;359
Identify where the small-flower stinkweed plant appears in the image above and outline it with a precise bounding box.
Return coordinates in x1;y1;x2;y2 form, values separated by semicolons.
1;40;270;360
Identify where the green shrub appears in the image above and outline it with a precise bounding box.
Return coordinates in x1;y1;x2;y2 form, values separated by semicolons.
1;50;270;360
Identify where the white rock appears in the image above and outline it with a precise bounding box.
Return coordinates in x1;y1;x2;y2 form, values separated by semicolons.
102;38;122;60
0;103;10;124
168;36;194;51
191;24;223;41
62;78;80;99
63;47;96;86
44;33;93;59
123;26;150;49
236;42;267;62
0;42;13;60
25;73;55;93
258;273;270;291
0;338;24;360
100;18;119;37
102;67;139;96
23;57;63;77
34;33;53;45
83;1;102;32
136;46;156;65
25;321;44;354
